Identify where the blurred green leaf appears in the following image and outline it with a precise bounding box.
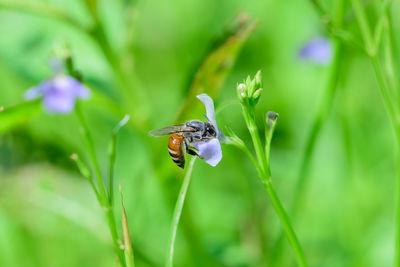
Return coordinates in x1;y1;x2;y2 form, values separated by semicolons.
0;100;40;135
174;12;258;123
0;0;88;31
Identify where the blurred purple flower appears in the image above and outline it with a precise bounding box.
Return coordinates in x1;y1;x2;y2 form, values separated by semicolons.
25;75;90;113
299;37;332;64
195;93;229;167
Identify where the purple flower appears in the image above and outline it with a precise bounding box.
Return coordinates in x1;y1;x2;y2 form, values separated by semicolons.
195;139;222;167
299;37;332;64
25;75;90;113
195;93;229;167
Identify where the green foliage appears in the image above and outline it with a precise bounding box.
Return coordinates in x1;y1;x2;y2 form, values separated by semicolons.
0;100;40;134
0;0;399;267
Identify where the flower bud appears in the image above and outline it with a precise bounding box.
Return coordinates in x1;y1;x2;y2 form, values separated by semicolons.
237;83;247;98
252;88;263;104
267;111;279;128
254;70;262;88
237;70;264;107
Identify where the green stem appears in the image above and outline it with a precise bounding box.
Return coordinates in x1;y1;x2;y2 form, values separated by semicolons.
75;105;125;267
371;56;400;267
291;0;345;221
383;13;400;108
241;106;308;267
108;135;117;205
395;140;400;267
71;154;102;204
292;39;343;215
105;206;126;267
351;1;400;265
75;105;108;203
166;157;196;267
242;107;268;173
350;0;375;56
263;181;306;267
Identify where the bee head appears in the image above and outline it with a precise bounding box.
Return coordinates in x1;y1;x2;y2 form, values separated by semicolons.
204;122;217;138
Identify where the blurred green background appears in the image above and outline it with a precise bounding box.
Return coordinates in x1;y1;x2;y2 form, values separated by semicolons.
0;0;399;266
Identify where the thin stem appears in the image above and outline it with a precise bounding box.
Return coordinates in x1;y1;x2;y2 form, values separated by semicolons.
241;105;308;267
290;0;345;223
265;117;277;166
383;14;400;107
292;39;343;216
383;11;400;266
105;206;126;267
108;134;117;205
350;0;376;56
351;1;400;265
242;107;268;173
395;143;400;267
75;105;125;266
75;104;108;203
166;157;196;267
71;154;102;204
263;181;307;267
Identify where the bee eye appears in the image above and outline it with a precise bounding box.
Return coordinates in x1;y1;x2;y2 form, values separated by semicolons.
208;126;216;136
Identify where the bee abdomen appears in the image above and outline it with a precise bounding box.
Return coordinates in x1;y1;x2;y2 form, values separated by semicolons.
168;134;185;169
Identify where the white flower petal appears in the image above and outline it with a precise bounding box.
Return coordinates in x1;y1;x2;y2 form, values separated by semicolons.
195;139;222;167
197;93;217;125
196;93;230;144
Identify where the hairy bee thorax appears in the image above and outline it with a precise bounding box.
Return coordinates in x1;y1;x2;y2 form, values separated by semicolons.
184;120;217;143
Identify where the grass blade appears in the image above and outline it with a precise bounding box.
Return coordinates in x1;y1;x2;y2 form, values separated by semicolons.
119;185;135;267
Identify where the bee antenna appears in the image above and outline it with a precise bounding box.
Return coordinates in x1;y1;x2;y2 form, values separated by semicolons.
203;114;210;121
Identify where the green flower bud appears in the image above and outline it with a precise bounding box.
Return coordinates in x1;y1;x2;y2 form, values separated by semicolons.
252;88;263;104
237;70;264;107
254;70;262;88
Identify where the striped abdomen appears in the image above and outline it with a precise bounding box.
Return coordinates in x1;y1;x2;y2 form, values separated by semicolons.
168;134;185;168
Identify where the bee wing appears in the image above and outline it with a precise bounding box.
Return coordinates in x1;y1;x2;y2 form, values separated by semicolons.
149;124;196;136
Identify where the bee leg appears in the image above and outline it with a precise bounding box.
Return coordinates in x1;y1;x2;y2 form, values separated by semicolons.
184;140;198;156
187;148;198;156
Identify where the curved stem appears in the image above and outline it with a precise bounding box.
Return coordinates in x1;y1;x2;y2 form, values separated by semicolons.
241;106;308;267
166;157;196;267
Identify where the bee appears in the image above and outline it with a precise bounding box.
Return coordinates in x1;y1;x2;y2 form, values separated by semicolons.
149;120;217;168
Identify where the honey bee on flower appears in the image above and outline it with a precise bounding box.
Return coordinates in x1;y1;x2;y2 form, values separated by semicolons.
149;93;228;168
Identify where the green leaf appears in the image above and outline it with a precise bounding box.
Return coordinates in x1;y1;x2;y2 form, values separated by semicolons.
0;0;88;31
0;100;41;135
174;12;258;123
119;185;135;267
